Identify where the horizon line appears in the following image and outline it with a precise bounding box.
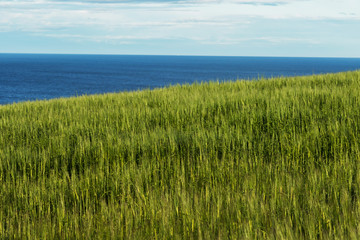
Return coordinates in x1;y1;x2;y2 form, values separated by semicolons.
1;52;360;59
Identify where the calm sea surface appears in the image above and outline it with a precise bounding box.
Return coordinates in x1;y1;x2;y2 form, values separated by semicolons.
1;54;360;105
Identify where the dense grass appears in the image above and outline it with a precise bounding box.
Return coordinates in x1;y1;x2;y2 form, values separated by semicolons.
1;71;360;239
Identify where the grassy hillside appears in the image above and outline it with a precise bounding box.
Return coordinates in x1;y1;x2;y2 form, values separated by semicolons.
1;71;360;239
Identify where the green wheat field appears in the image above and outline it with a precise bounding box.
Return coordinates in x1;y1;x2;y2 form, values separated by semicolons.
1;71;360;239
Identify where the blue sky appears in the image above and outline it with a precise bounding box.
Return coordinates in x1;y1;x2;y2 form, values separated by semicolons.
0;0;359;57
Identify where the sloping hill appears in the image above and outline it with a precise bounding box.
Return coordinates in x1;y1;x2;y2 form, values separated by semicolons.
1;71;360;239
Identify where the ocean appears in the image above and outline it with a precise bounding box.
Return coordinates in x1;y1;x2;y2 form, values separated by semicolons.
1;54;360;105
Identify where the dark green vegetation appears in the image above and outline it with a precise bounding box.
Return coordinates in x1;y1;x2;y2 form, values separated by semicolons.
1;71;360;239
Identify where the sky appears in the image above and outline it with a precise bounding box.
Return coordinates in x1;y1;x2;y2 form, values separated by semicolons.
0;0;359;57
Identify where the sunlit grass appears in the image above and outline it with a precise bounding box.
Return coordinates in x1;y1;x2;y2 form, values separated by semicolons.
1;71;360;239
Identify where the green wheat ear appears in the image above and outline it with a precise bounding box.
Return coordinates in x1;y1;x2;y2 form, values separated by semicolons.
0;70;360;239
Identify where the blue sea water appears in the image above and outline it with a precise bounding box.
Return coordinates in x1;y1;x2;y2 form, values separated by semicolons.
1;54;360;105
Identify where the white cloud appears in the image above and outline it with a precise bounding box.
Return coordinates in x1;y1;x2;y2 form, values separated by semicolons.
0;0;359;49
201;36;321;45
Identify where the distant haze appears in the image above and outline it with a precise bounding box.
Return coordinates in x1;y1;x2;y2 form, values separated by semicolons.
0;0;359;57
